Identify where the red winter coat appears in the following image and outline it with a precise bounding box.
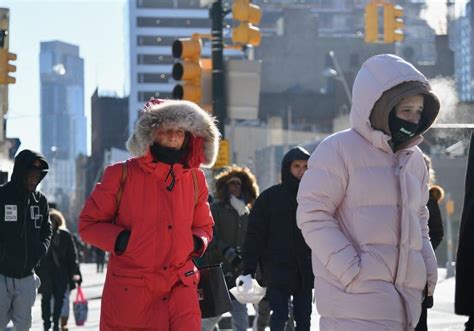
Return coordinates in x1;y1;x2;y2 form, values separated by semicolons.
79;100;219;330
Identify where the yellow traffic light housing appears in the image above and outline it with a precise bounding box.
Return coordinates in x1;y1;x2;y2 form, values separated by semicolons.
171;37;202;103
384;3;404;43
0;49;16;84
232;0;262;47
364;2;378;43
232;22;261;46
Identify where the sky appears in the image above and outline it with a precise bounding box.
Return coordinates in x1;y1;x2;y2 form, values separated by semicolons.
1;0;126;154
0;0;469;155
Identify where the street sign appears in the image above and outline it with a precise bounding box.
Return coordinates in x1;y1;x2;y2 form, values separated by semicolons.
214;139;230;168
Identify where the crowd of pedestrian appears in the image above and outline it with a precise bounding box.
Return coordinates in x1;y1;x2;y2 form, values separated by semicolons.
3;53;474;331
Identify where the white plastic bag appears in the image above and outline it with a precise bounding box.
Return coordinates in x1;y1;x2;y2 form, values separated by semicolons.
229;278;266;304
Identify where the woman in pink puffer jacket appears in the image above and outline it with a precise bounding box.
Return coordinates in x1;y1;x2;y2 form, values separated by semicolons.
297;54;440;331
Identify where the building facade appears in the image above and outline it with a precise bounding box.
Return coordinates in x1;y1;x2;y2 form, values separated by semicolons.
454;1;474;102
127;0;242;134
39;41;86;207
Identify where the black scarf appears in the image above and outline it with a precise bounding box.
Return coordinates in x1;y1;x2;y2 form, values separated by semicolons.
150;143;186;165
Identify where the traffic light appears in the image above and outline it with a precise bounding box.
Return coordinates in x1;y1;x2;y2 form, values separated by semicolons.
384;3;404;43
171;36;202;103
232;0;262;46
364;2;378;43
0;48;16;84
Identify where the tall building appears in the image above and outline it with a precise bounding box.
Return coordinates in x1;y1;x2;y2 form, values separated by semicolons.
39;41;86;207
127;0;240;134
88;88;129;195
454;1;474;102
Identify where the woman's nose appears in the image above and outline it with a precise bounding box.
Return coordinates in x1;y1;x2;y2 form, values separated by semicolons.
408;112;420;124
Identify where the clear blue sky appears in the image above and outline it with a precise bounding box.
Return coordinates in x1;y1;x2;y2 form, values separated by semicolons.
0;0;468;155
2;0;126;154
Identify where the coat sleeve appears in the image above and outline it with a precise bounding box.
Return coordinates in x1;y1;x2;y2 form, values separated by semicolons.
38;200;52;260
242;191;268;276
296;139;361;288
191;169;214;257
419;170;438;296
64;231;80;280
79;163;128;252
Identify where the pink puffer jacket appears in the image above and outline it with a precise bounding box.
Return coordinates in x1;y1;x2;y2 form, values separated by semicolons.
297;54;439;331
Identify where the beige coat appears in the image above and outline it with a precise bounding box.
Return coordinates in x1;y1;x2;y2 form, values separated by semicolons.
297;54;439;330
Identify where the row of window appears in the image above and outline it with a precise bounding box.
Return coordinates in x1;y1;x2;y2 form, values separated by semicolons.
137;73;171;83
138;91;173;102
136;35;234;47
136;54;239;65
136;0;202;9
137;54;174;65
137;17;210;28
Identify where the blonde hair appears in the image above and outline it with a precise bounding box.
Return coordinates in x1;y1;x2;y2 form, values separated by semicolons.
49;208;67;230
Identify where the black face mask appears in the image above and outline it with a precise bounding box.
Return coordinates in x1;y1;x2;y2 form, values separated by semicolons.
389;111;421;148
150;143;185;165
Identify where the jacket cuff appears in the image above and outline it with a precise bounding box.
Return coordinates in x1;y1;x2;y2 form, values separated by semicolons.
191;230;209;257
191;235;207;257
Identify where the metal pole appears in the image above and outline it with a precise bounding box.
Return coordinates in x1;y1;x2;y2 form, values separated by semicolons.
328;51;352;105
445;192;455;278
0;8;10;150
210;0;226;137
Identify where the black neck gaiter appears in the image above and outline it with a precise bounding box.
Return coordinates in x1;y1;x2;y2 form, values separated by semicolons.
389;111;421;149
150;143;185;165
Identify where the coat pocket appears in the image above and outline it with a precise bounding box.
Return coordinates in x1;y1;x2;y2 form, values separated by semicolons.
108;273;152;328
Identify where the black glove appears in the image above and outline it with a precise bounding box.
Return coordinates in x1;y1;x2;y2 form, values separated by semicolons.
423;295;433;309
422;284;433;309
114;230;131;255
193;236;203;253
223;247;238;264
223;247;243;271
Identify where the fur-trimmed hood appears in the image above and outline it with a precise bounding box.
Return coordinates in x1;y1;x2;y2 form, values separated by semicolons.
214;165;259;207
126;100;220;168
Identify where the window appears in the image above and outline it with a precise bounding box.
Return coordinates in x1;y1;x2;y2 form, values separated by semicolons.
137;36;176;46
138;73;170;83
137;54;174;65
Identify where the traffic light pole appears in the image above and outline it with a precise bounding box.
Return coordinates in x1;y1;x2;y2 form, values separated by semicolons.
0;8;10;149
210;0;226;137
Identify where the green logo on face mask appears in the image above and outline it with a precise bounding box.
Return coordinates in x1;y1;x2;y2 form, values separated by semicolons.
400;127;415;137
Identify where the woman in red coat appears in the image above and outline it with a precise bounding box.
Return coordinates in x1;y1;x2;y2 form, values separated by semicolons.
79;99;219;330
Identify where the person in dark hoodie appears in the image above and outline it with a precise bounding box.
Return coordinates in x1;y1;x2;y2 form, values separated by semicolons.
239;147;314;331
0;149;52;331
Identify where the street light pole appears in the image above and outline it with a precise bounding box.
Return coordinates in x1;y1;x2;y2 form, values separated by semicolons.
210;0;226;137
328;50;352;105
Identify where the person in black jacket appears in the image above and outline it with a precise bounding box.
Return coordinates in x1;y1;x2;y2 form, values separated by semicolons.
36;208;81;331
0;149;52;331
240;147;314;331
416;154;444;331
456;133;474;331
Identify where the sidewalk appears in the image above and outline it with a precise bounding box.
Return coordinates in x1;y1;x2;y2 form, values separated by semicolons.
15;264;468;330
